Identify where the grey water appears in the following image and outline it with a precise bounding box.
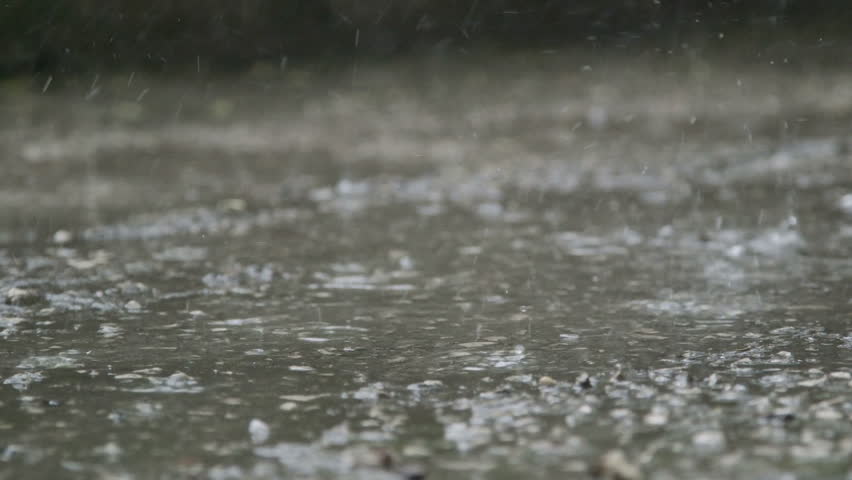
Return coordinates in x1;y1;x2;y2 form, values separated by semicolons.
2;57;852;479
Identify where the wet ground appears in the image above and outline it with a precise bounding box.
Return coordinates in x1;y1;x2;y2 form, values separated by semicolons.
1;55;852;479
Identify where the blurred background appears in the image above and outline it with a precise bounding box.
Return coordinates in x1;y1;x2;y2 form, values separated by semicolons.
1;0;849;76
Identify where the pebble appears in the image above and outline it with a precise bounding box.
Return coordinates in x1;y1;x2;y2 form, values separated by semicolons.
591;450;642;480
163;372;197;389
839;193;852;214
693;430;726;452
124;300;142;312
53;229;73;244
813;408;843;421
402;444;431;458
576;373;593;390
5;287;43;306
344;446;395;469
538;375;558;386
643;406;669;426
248;418;270;444
288;365;315;372
397;464;427;479
219;198;247;212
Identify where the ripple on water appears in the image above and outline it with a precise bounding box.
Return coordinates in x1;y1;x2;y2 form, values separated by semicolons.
122;371;203;394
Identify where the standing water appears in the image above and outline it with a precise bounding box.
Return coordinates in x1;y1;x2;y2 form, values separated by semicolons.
1;57;852;479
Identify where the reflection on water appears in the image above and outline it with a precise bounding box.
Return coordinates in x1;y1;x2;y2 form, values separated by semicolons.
1;58;852;479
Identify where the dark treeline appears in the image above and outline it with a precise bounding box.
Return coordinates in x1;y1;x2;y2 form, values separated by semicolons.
1;0;848;75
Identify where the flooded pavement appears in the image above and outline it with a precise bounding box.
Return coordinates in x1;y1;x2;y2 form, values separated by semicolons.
2;56;852;479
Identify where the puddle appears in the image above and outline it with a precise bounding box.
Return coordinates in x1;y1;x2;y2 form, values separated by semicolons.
1;58;852;479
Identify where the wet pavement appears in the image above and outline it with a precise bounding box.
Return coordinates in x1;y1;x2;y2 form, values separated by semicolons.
1;56;852;479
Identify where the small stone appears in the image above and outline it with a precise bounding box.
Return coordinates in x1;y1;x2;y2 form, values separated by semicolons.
5;287;43;306
401;444;431;458
591;450;642;480
344;446;395;470
797;376;826;387
538;375;558;386
839;193;852;214
219;198;247;212
164;372;196;389
693;430;726;452
124;300;142;312
94;441;122;460
279;394;324;402
643;406;669;426
577;373;593;389
398;464;427;479
288;365;315;372
766;412;796;424
248;418;270;444
377;449;395;469
812;405;843;421
52;230;73;244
